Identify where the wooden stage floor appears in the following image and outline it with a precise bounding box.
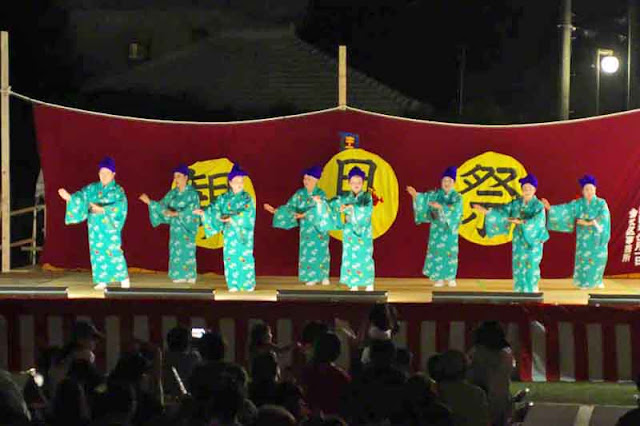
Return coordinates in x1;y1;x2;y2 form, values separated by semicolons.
1;268;640;304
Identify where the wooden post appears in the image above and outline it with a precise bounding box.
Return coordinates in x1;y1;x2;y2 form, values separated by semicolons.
338;45;347;110
1;31;10;272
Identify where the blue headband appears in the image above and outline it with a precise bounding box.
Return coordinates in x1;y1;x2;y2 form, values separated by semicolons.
578;174;597;188
173;164;190;177
98;156;116;173
227;163;248;181
303;165;322;180
348;166;366;180
442;166;457;180
519;174;538;188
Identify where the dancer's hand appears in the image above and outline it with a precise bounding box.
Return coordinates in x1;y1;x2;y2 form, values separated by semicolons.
472;204;488;214
193;209;204;217
263;203;276;214
294;213;305;219
340;204;353;213
507;218;523;225
89;203;105;214
577;219;593;226
164;210;178;217
541;198;551;211
406;186;418;199
138;194;151;205
220;216;232;223
58;188;71;201
312;196;322;204
429;202;442;210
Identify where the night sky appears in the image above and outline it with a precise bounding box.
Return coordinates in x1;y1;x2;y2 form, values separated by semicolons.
2;0;636;121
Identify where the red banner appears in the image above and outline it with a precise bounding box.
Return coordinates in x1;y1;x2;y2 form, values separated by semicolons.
34;105;640;278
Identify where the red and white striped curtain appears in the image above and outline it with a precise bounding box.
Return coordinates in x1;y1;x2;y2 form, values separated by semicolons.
1;299;637;382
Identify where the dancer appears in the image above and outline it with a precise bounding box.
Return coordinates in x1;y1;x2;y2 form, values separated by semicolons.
315;166;375;291
58;157;130;290
139;164;200;283
407;166;463;287
473;175;549;292
194;164;256;292
264;165;331;286
542;174;610;289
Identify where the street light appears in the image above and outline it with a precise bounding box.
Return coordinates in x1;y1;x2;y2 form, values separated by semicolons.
596;48;619;115
601;56;620;74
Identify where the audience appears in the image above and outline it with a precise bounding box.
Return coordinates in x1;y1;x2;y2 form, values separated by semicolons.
249;351;280;407
394;347;414;378
430;350;490;426
273;381;310;423
162;326;201;397
394;373;453;426
467;321;514;426
3;306;546;426
344;339;407;424
104;349;163;426
300;332;350;417
253;405;296;426
0;369;32;426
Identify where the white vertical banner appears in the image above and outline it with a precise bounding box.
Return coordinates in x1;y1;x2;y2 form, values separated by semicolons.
530;321;547;382
133;316;150;342
615;324;632;382
47;316;64;348
219;318;235;362
277;319;293;367
449;321;465;351
558;322;575;382
586;323;603;382
420;321;437;372
105;316;120;372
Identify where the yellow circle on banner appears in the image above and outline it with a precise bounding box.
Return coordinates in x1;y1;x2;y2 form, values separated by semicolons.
317;148;399;241
180;158;256;250
455;151;527;246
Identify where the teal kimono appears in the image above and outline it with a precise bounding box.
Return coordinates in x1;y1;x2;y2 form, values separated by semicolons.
148;185;201;281
319;191;375;288
413;189;463;280
272;187;330;282
65;181;129;284
547;196;610;288
485;196;549;292
201;190;256;290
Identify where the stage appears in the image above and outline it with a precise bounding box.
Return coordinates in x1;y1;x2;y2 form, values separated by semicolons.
0;268;639;383
1;268;640;305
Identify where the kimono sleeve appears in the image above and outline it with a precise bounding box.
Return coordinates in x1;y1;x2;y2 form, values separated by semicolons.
273;192;299;230
148;191;172;228
484;201;514;238
413;191;436;225
174;190;201;236
313;197;342;233
593;199;611;246
65;184;91;225
520;202;549;245
347;194;373;236
201;197;223;238
230;196;256;233
441;192;463;234
102;186;128;232
547;200;577;233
